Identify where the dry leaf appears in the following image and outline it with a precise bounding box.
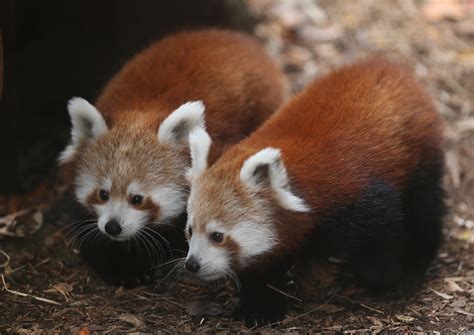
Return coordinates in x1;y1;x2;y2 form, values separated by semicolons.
396;315;415;323
445;279;464;292
430;288;454;300
119;314;145;329
76;327;90;335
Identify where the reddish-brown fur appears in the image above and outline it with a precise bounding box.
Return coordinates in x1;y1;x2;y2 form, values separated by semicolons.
200;58;443;260
94;29;288;163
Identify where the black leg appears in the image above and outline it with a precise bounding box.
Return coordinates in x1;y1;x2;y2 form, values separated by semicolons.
313;180;408;291
313;164;444;292
234;266;289;327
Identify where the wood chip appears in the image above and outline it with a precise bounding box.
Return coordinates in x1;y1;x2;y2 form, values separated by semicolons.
430;288;454;300
118;314;145;329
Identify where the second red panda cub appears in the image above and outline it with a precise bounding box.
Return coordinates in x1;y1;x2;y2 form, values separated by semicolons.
185;58;444;325
59;29;287;287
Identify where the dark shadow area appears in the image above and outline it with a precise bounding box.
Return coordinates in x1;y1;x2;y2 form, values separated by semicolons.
1;0;253;194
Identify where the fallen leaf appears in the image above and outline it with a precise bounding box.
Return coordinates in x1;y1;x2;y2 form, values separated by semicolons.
44;282;74;301
119;314;145;329
445;279;464;292
430;288;454;300
76;327;90;335
396;315;415;323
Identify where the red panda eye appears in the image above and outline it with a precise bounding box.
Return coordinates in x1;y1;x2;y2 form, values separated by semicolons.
188;226;193;237
131;195;143;206
99;189;109;201
210;232;224;243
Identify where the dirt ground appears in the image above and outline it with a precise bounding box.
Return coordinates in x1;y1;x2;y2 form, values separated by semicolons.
1;0;474;333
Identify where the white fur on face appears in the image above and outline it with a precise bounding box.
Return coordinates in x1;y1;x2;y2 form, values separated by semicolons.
59;97;108;164
127;181;143;196
78;178;186;240
186;221;230;281
240;147;310;213
186;218;278;279
230;220;277;265
150;185;187;222
158;101;206;147
75;171;97;205
95;200;149;241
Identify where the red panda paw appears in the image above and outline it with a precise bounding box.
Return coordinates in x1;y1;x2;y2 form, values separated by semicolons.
233;288;288;327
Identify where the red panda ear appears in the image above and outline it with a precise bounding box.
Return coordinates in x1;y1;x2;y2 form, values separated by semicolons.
158;101;206;147
58;97;107;164
187;127;212;183
240;148;310;213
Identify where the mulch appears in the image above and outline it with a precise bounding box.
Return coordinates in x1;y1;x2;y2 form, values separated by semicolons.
1;0;473;333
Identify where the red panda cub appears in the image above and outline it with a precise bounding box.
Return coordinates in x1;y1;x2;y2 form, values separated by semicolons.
59;29;287;287
185;58;444;325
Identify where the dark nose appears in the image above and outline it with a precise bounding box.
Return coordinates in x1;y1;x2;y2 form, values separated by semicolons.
185;256;200;273
105;219;122;236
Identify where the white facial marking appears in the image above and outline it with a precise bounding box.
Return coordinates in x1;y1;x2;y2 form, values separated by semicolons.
101;177;112;191
158;101;205;146
127;181;143;196
75;172;97;204
150;185;187;221
187;221;230;281
59;97;108;164
240;147;310;212
96;200;148;241
230;220;277;264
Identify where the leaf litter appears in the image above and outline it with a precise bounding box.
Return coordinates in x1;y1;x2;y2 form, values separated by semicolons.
1;0;474;333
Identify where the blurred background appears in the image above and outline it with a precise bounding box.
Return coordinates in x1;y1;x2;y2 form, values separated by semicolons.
1;0;474;333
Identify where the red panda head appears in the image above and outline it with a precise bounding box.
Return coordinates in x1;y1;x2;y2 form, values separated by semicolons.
59;97;206;241
184;128;309;280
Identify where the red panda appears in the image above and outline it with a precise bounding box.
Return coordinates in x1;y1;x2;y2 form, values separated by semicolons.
58;29;288;287
184;58;445;325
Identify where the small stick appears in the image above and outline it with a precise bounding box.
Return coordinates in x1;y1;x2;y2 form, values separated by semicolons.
0;250;11;268
1;274;61;306
338;295;384;314
266;284;303;303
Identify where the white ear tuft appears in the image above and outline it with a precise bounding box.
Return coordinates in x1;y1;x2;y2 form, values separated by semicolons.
158;101;206;147
58;97;107;164
187;127;212;182
240;148;310;212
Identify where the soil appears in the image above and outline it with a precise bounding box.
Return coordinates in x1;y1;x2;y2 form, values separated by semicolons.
1;0;474;333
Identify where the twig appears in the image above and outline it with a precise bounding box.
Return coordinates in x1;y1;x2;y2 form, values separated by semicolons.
266;284;303;302
262;289;339;329
0;250;11;268
338;295;384;314
359;303;384;314
1;274;61;306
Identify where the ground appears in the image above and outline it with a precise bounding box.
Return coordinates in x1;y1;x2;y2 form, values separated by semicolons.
1;0;474;333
